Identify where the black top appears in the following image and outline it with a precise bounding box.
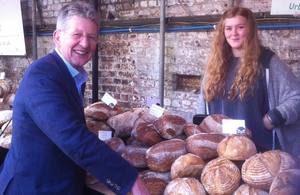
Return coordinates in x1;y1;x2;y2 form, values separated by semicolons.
208;57;273;150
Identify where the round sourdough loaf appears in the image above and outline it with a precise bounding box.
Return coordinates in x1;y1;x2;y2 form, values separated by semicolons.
170;153;205;179
241;150;297;190
217;135;257;161
201;157;241;194
186;133;225;160
233;184;268;195
146;139;187;172
164;177;206;195
269;169;300;195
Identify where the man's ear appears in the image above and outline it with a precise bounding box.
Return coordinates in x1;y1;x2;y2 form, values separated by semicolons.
53;30;61;46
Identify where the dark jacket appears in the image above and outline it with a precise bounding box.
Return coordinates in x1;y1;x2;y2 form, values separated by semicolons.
0;51;137;195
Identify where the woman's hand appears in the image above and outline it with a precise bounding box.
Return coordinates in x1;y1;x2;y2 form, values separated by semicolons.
263;114;274;130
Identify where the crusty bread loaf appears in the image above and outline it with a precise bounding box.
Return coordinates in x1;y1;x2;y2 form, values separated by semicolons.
140;170;171;195
107;108;146;138
199;114;252;137
84;101;123;121
186;133;226;160
105;137;125;154
198;114;228;133
269;169;300;195
131;122;163;146
140;170;171;182
170;153;205;179
201;157;241;195
146;139;187;172
153;114;186;139
121;145;148;168
217;135;257;161
241;150;297;190
164;177;206;195
183;123;205;137
85;117;112;135
233;184;268;195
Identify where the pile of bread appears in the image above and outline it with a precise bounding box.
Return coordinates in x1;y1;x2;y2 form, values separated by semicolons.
84;102;300;195
0;78;14;149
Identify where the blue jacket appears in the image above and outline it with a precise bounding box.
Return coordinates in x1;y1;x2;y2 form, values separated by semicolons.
0;51;138;195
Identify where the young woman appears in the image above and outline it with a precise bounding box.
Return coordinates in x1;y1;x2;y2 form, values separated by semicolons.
200;7;300;159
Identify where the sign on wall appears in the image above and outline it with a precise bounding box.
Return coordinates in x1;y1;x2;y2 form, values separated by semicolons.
271;0;300;15
0;0;26;56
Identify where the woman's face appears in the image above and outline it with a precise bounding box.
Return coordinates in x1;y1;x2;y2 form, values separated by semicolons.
224;15;249;56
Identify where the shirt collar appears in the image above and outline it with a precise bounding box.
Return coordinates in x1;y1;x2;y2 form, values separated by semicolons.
55;48;79;78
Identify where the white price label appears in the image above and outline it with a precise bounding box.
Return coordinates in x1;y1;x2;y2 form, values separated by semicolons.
98;130;112;141
222;119;245;135
101;92;117;108
0;72;5;79
149;104;165;118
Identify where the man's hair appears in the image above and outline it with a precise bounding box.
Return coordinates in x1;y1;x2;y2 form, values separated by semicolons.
56;1;99;30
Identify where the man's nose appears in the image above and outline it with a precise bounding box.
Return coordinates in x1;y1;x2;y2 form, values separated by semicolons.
79;36;90;48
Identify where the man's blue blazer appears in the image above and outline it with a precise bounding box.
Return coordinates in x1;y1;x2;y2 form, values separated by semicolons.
0;51;137;195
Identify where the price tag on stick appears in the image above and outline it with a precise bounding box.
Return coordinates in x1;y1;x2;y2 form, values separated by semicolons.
101;92;117;108
222;119;246;135
149;104;165;118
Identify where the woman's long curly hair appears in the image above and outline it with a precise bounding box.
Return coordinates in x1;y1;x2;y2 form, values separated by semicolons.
203;7;262;101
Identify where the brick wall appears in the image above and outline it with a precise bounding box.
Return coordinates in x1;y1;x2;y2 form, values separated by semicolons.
0;0;299;121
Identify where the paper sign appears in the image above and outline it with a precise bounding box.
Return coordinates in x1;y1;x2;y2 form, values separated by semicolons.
271;0;300;15
101;92;117;108
0;72;5;79
98;130;112;141
222;119;245;135
149;104;165;118
0;0;26;55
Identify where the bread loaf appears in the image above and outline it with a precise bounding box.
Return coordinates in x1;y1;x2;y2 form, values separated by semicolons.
140;170;171;195
183;123;204;137
105;137;125;154
201;157;241;195
131;122;162;146
199;114;252;137
241;150;297;190
198;114;228;133
170;153;205;179
107;108;146;138
154;114;186;139
85;117;112;135
84;101;123;121
164;177;206;195
121;146;148;168
186;133;225;160
146;139;187;172
233;184;268;195
269;169;300;195
217;135;257;161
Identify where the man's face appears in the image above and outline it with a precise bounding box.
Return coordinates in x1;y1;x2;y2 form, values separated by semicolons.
54;16;98;69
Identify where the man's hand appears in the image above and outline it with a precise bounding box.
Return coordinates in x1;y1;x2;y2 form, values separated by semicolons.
131;176;150;195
